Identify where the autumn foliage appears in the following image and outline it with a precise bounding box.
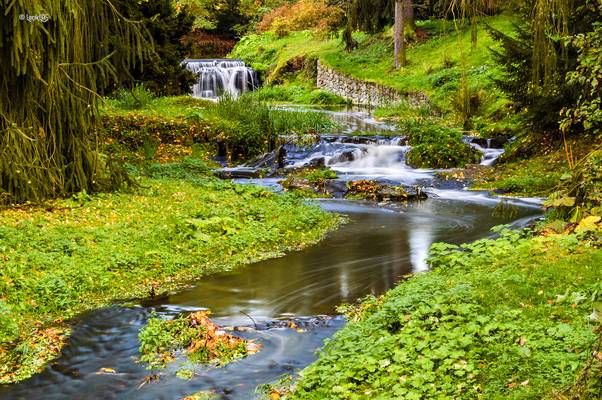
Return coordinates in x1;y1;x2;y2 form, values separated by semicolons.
139;311;261;369
257;0;344;36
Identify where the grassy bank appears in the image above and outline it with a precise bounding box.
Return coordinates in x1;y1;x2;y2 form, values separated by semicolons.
100;94;336;163
288;224;602;399
232;15;516;131
470;135;598;197
0;165;340;384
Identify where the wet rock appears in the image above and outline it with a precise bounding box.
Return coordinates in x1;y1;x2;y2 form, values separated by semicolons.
338;136;377;145
346;180;428;202
246;152;276;169
332;149;361;163
279;177;321;194
277;146;287;169
320;135;340;143
233;326;256;333
308;157;327;168
323;180;349;197
214;167;261;179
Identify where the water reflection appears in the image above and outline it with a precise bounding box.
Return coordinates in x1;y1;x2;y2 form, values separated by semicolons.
407;201;435;272
166;197;538;321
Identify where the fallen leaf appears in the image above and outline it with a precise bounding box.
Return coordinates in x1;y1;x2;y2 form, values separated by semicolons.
98;367;116;374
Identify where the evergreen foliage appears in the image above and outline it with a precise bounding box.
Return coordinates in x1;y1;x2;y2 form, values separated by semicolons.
487;0;600;136
0;0;150;204
560;21;602;136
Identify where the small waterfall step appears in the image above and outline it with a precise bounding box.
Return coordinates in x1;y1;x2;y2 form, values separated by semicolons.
184;59;259;99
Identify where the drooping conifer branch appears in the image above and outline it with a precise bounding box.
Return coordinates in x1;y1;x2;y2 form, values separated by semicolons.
0;0;151;204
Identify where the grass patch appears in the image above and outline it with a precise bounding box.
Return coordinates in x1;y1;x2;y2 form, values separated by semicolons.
244;85;350;105
100;95;214;119
291;227;602;399
0;169;340;383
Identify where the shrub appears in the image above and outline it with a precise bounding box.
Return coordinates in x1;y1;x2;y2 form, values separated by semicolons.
256;0;343;36
403;119;481;168
546;149;602;221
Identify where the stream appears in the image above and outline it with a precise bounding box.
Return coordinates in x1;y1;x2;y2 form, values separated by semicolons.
0;107;542;400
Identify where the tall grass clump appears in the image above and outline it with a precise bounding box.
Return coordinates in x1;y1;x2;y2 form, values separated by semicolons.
114;84;155;110
271;109;335;134
201;96;334;160
374;100;435;120
202;95;276;160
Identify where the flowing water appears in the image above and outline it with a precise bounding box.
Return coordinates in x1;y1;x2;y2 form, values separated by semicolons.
0;107;541;400
184;59;258;99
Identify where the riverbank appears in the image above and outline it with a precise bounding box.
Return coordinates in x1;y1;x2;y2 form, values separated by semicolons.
287;224;602;399
0;166;341;384
468;134;600;197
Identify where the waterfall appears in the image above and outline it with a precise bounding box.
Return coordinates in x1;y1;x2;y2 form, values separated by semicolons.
464;137;506;166
184;59;258;99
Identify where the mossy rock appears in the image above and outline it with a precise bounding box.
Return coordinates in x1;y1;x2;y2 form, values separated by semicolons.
345;180;427;202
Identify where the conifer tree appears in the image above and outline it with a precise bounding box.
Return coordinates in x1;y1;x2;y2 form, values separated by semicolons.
0;0;150;204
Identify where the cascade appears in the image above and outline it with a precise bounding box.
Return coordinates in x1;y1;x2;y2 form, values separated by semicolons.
184;59;258;99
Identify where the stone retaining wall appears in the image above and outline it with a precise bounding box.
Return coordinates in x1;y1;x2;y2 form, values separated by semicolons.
316;60;430;107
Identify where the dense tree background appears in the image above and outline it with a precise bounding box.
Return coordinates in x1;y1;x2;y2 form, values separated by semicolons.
105;0;197;96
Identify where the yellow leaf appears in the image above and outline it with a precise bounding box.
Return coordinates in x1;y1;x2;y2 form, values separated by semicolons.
575;215;602;234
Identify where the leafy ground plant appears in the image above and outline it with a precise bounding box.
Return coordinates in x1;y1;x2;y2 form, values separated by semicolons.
0;170;340;383
290;225;602;399
139;311;260;369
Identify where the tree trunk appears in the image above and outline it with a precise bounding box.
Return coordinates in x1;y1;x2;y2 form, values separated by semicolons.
394;0;406;69
403;0;416;31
